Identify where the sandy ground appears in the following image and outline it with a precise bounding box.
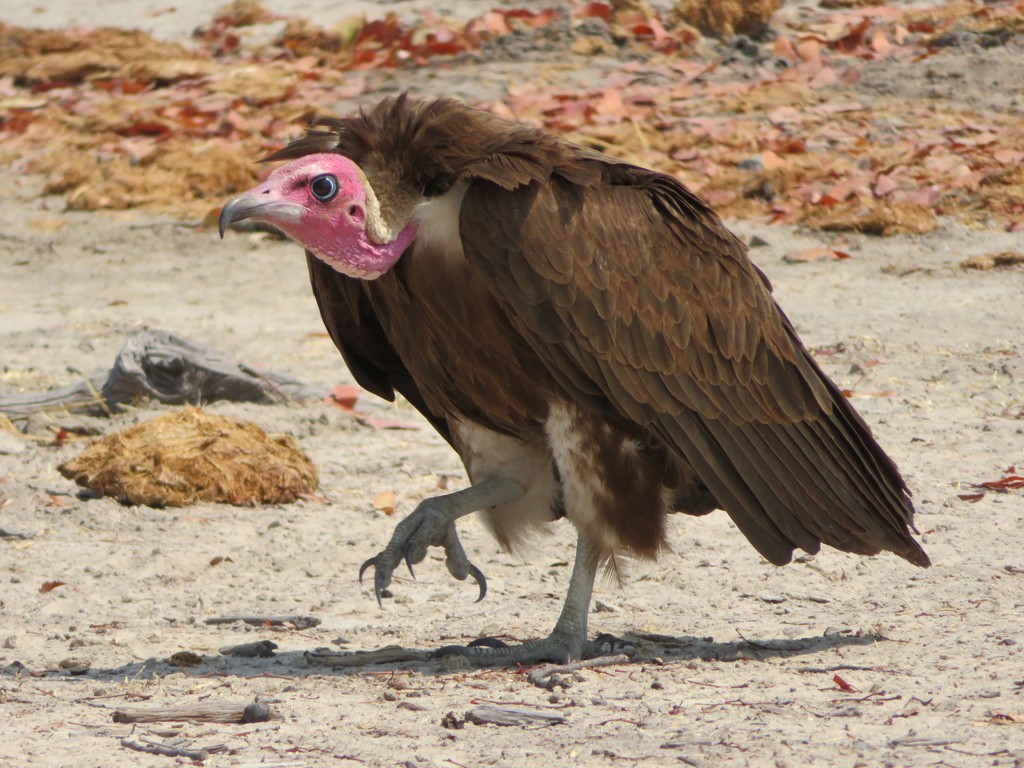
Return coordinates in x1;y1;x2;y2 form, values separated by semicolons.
2;2;1024;767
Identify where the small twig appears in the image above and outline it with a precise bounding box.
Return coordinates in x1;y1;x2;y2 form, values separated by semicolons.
846;693;901;704
684;679;750;689
797;665;882;674
889;735;963;748
205;615;320;630
120;738;208;761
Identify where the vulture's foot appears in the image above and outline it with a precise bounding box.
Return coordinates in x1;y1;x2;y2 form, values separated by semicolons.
360;521;486;603
432;530;608;667
359;476;525;605
432;632;634;667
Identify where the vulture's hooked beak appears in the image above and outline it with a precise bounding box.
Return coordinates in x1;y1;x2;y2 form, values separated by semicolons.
218;195;301;238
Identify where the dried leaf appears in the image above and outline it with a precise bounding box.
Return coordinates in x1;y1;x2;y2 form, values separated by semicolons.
986;712;1024;725
773;34;798;60
782;247;851;264
971;475;1024;492
373;490;396;516
833;673;857;692
328;385;361;412
39;580;68;594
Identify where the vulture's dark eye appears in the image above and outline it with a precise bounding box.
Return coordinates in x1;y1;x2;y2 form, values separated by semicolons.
310;174;339;202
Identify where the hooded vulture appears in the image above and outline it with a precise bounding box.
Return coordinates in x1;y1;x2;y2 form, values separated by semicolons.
220;95;929;665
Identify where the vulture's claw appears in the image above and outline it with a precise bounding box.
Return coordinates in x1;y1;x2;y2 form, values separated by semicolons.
358;555;387;606
357;556;374;586
467;563;487;603
359;479;524;605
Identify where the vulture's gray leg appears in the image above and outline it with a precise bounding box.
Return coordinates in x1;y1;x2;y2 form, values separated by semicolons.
433;531;620;666
359;476;525;604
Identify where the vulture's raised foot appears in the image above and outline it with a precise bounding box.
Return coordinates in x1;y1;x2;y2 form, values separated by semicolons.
358;476;525;605
431;632;635;667
359;531;486;604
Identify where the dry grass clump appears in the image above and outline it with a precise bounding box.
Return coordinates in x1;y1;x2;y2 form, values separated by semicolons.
59;407;318;507
0;24;216;85
803;201;938;236
37;139;259;217
670;0;780;37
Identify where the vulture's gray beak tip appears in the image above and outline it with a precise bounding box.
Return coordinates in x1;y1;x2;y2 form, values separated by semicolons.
217;202;234;239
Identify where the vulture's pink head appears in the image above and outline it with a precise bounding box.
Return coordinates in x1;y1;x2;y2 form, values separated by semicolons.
219;153;416;279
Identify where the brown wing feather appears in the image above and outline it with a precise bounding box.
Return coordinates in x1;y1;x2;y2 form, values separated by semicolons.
459;163;929;568
306;255;453;445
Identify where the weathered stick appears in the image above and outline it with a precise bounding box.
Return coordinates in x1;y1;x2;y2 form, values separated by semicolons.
464;704;566;727
205;615;320;630
120;737;209;760
0;329;326;421
112;701;274;724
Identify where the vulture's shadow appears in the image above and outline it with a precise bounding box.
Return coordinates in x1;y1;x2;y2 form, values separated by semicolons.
8;631;883;684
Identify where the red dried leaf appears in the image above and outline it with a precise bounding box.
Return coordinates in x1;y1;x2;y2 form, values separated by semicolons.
834;17;871;53
782;248;851;264
578;3;611;22
40;581;67;594
770;138;807;155
328;385;361;412
796;38;822;64
115;121;171;138
957;493;985;503
426;40;464;57
502;8;559;29
773;34;798;61
480;11;511;36
870;28;890;54
357;15;403;45
94;79;149;95
701;189;738;207
833;673;857;692
993;149;1024;166
972;475;1024;491
760;150;788;171
809;66;838;89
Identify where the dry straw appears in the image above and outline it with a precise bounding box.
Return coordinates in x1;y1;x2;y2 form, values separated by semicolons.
59;406;318;507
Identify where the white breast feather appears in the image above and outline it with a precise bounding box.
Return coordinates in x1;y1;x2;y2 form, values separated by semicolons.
412;183;468;257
